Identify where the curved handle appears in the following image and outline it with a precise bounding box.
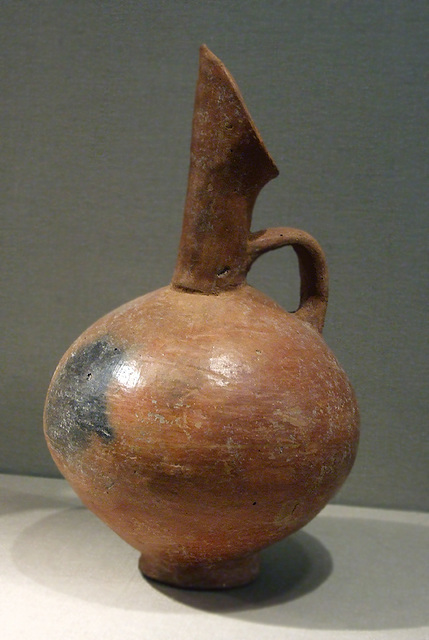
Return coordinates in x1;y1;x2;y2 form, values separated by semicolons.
247;227;329;333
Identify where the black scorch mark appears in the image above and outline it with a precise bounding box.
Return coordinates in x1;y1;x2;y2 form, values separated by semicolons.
45;337;123;457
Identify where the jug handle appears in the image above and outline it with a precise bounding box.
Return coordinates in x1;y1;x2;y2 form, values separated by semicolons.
247;227;329;333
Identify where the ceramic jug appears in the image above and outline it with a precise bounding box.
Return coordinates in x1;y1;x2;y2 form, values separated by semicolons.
44;46;359;589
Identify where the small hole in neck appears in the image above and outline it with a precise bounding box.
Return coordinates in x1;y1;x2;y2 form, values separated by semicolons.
217;266;231;277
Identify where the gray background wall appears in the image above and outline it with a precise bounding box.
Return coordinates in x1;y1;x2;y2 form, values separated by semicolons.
1;1;428;511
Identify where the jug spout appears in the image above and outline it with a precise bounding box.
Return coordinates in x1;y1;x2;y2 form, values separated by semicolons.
172;45;279;294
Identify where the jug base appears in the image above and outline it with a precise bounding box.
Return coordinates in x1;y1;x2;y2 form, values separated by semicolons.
139;550;260;589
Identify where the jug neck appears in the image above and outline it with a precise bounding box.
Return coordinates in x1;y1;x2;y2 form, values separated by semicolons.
171;45;278;294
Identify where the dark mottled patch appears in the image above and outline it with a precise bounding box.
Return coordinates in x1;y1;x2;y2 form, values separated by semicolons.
45;337;124;457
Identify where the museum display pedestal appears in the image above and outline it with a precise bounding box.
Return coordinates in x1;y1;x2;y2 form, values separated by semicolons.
1;474;427;640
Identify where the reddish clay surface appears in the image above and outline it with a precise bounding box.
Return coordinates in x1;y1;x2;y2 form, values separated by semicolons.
44;46;359;589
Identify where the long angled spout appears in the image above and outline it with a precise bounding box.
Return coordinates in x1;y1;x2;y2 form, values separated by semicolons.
171;45;279;294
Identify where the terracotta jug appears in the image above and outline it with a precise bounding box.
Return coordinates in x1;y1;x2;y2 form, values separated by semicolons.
44;46;359;589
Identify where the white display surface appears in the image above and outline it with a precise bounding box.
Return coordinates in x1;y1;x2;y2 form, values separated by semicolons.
1;474;428;640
